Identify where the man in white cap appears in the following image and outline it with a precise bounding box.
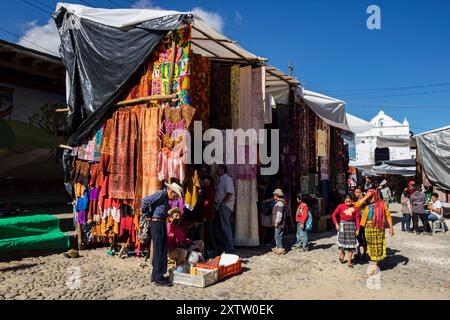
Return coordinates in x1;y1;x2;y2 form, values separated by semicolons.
141;182;183;287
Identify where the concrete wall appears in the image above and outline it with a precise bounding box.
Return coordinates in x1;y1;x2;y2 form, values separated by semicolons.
1;81;65;123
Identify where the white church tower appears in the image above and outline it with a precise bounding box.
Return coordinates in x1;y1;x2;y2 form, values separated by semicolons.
352;111;415;166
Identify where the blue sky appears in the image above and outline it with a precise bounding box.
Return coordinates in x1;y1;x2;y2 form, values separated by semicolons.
1;0;449;133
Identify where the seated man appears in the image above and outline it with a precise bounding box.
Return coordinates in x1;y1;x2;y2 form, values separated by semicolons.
167;207;204;266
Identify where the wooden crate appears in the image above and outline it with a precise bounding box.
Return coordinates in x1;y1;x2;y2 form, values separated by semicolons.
171;269;219;288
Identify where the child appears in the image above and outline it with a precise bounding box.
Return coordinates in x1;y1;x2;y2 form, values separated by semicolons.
292;193;309;252
332;195;360;268
272;188;287;255
167;208;204;267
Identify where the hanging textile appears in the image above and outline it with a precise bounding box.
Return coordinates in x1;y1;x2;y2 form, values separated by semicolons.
150;27;191;107
234;179;259;247
190;53;211;130
184;169;200;211
109;110;138;200
99;117;115;174
210;62;232;129
135;106;162;211
231;65;240;130
238;66;252;130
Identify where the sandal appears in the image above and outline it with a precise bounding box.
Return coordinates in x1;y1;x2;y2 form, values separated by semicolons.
347;264;354;268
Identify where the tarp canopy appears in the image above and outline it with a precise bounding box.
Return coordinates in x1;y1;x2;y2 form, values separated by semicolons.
415;126;450;190
377;136;411;148
383;158;416;167
371;162;415;177
54;3;269;145
299;89;350;132
346;113;374;134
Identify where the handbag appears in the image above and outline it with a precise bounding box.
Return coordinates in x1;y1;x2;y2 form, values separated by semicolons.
305;210;313;231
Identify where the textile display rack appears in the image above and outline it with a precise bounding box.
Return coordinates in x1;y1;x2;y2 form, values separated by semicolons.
54;3;299;254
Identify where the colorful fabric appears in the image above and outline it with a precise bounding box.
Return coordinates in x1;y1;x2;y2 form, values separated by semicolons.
100;117;114;174
337;221;359;252
190;53;211;130
231;64;240;129
163;104;196;129
365;221;386;261
109;110;138;200
134;106;161;211
150;27;191;107
167;222;192;251
184;170;200;211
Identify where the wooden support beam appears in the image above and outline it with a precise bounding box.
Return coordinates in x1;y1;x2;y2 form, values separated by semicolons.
59;144;73;150
192;37;237;44
56;108;70;112
115;93;179;107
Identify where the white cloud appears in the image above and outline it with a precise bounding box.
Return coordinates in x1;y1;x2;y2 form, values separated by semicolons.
192;7;224;33
235;11;243;25
18;19;60;56
132;0;161;9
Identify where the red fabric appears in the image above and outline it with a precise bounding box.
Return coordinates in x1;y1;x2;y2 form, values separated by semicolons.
368;189;387;230
202;185;216;221
332;203;360;230
167;222;192;250
119;216;136;244
295;203;309;223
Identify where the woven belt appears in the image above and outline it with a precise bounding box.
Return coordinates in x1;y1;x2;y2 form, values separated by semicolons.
145;218;166;222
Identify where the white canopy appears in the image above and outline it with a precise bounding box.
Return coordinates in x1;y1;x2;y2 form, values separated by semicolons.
346;113;374;134
56;3;265;63
300;89;351;131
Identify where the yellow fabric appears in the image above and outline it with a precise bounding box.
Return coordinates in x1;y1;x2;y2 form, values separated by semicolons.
359;202;392;227
74;183;85;200
184;170;200;211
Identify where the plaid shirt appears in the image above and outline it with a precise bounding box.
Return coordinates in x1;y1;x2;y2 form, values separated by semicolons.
141;189;169;219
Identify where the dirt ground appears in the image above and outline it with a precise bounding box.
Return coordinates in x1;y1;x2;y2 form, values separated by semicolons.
1;207;449;300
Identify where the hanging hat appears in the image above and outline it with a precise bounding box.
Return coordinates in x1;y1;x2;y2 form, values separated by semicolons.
273;189;284;197
165;182;183;198
408;180;416;186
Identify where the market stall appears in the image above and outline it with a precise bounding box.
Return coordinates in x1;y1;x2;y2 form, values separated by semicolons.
54;3;279;257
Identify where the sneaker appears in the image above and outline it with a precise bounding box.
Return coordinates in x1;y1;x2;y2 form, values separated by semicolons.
302;247;309;252
154;278;173;287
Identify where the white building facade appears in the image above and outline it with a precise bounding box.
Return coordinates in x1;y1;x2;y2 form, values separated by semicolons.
352;111;415;166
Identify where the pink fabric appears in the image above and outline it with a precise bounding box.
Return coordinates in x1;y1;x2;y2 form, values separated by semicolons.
167;222;192;250
157;129;189;183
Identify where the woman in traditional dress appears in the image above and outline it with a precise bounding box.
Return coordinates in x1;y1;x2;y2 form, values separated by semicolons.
360;189;394;275
332;195;360;268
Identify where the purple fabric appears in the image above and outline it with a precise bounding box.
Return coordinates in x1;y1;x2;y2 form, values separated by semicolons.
169;197;185;217
160;120;187;137
78;210;86;225
89;187;100;201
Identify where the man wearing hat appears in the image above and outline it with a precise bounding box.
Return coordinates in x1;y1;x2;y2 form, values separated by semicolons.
141;182;183;287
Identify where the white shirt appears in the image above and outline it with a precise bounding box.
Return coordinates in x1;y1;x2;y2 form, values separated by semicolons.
431;200;443;219
215;174;235;211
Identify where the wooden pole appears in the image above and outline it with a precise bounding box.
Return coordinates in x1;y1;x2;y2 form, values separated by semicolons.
59;144;73;150
116;93;179;107
55;108;70;113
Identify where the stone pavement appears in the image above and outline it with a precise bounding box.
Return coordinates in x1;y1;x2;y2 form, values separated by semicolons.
1;209;449;300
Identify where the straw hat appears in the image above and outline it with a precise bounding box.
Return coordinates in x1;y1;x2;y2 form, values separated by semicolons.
165;182;183;198
168;207;181;216
273;189;284;197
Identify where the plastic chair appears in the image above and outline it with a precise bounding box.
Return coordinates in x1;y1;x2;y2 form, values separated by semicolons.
431;217;447;235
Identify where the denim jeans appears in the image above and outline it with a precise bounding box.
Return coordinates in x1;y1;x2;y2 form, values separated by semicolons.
218;204;234;251
401;213;412;231
274;227;284;249
427;214;439;222
295;223;308;249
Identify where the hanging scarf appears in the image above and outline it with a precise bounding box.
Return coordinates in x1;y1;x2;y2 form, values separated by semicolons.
368;189;386;230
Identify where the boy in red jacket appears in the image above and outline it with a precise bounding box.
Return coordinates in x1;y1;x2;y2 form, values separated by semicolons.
293;193;310;252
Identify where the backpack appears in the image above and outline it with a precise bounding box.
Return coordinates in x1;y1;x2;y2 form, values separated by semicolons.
305;210;313;231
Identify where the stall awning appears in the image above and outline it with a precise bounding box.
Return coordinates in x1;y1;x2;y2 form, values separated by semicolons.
346;113;374;134
300;89;351;131
371;161;416;177
414;125;450;191
376;136;411;148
